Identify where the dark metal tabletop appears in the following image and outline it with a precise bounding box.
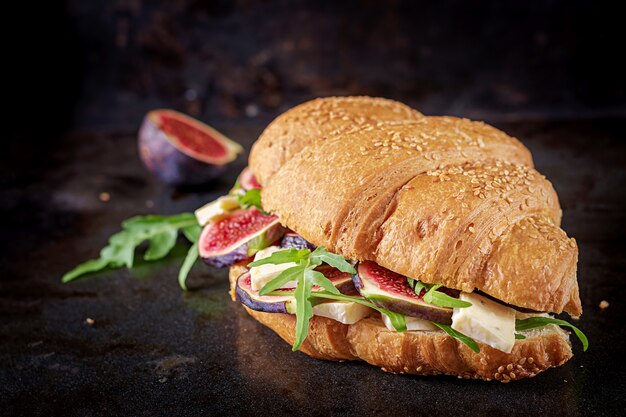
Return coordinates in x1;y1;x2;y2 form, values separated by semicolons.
3;1;626;416
2;119;625;416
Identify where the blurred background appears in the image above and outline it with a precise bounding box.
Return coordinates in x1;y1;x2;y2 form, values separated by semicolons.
2;2;626;415
6;0;625;140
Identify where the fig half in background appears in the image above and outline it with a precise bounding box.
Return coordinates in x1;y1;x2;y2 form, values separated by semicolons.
138;109;243;186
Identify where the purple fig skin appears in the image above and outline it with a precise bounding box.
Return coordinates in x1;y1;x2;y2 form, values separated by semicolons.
236;272;292;314
352;266;364;290
202;245;249;268
236;270;356;314
332;276;357;295
280;232;316;250
138;114;227;186
353;261;453;324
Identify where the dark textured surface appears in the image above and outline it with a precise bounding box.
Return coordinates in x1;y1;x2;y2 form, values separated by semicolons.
2;120;625;416
3;1;626;416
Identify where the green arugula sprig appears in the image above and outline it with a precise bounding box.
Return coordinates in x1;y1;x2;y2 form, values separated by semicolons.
249;247;404;351
515;316;588;351
62;213;201;290
432;322;480;353
237;189;265;213
407;278;472;309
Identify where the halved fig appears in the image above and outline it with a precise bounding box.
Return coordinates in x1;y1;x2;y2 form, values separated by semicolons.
236;267;357;313
138;109;243;186
280;231;316;251
237;166;262;191
199;207;286;267
353;261;452;324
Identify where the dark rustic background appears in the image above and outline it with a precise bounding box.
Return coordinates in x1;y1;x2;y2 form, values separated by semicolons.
2;1;625;416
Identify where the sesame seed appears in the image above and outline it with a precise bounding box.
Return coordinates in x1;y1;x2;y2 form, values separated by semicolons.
507;364;513;371
497;365;504;373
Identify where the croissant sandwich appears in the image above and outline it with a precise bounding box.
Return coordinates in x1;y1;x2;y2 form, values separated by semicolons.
194;97;587;382
58;95;588;382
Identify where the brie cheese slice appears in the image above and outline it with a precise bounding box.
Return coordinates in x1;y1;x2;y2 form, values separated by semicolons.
249;246;297;291
381;313;437;332
313;301;372;324
451;292;516;353
194;195;240;226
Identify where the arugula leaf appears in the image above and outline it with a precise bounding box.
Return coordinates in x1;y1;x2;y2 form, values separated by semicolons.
305;269;340;295
413;280;428;296
310;247;356;274
182;224;202;243
61;258;110;282
423;284;472;308
144;229;178;261
312;291;407;332
178;241;199;291
292;269;315;351
408;280;472;309
259;263;308;296
62;213;199;283
122;213;197;229
515;317;588;351
248;248;310;267
432;322;480;353
515;333;526;340
237;189;263;211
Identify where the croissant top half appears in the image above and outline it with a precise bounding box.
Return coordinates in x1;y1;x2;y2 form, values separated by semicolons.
250;97;582;317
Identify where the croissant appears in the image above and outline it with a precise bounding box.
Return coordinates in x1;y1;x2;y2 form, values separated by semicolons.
232;96;582;381
252;100;581;317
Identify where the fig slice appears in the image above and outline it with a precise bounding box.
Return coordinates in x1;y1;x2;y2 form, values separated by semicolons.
353;261;452;324
237;166;262;191
236;271;296;314
138;109;243;186
236;267;358;313
199;207;286;268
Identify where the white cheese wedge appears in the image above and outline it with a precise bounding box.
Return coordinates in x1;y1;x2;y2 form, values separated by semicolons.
381;313;437;332
451;292;516;353
249;246;297;291
313;301;372;324
194;195;240;226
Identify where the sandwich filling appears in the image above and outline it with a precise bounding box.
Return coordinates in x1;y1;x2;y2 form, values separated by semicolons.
195;169;587;354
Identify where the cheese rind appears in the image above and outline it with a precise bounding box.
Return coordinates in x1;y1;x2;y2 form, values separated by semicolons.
194;195;240;226
451;292;516;353
381;313;437;332
249;246;297;291
313;301;372;324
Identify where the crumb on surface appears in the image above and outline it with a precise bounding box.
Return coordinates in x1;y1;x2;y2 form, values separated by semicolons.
85;318;95;326
599;300;609;310
99;192;111;202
